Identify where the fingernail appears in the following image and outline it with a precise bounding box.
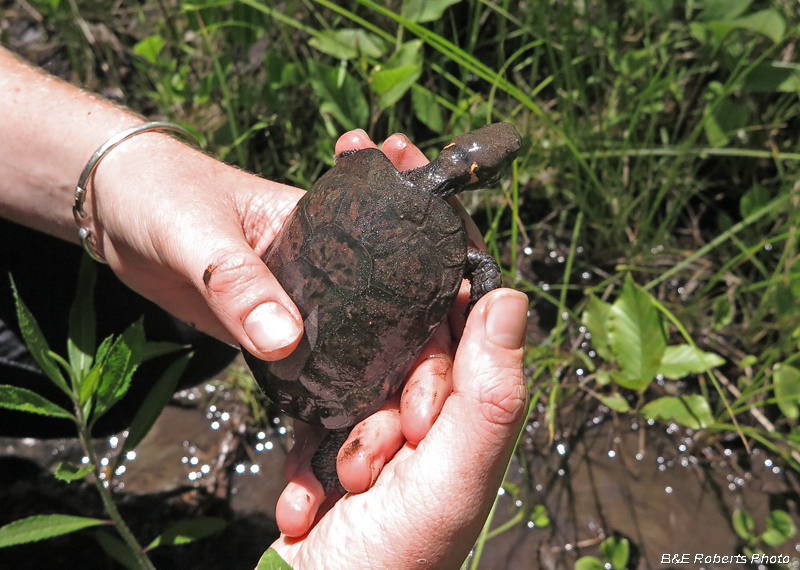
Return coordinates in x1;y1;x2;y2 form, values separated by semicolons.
244;302;302;353
389;133;410;147
485;291;528;349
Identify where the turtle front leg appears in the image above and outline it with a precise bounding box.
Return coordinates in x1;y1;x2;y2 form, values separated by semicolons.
466;248;503;311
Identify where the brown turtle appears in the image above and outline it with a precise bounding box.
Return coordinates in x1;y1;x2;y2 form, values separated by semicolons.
244;123;521;491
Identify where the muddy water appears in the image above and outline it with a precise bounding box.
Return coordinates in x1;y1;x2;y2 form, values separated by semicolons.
3;386;800;570
477;410;800;569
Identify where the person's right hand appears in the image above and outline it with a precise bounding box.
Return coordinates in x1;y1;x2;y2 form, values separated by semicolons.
272;287;529;569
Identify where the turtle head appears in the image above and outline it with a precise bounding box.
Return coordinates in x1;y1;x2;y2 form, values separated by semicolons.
447;122;521;189
411;122;520;197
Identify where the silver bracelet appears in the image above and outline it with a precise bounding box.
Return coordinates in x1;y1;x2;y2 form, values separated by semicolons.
73;120;200;263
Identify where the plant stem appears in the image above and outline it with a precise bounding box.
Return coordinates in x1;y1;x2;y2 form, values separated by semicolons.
77;422;156;570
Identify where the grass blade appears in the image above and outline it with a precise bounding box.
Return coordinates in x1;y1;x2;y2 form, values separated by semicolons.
121;352;192;453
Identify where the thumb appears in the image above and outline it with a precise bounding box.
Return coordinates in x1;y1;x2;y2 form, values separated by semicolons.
446;287;528;465
196;239;303;360
382;288;528;567
413;289;528;496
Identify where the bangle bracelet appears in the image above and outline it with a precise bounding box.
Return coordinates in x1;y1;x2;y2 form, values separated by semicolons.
73;120;200;263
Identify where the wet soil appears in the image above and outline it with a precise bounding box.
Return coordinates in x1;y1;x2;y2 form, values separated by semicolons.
4;379;800;570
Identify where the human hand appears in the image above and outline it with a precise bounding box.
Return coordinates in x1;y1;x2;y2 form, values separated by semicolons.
88;129;452;364
274;130;525;539
272;286;528;569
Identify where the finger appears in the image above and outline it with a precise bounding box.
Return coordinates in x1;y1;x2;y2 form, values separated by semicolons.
275;465;325;537
445;288;528;455
365;289;527;567
276;422;329;537
337;398;404;493
335;129;378;153
181;235;303;360
399;323;454;445
408;289;527;495
381;133;429;171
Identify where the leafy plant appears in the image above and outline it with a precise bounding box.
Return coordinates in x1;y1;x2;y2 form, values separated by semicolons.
574;536;631;570
733;507;797;561
0;257;225;569
581;275;724;427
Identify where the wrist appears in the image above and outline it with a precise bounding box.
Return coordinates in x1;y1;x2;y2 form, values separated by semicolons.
73;122;201;262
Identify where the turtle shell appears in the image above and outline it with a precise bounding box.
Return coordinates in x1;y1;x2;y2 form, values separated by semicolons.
243;148;466;429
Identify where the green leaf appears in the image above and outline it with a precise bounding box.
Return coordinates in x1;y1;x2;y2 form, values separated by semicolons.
142;341;189;362
775;284;798;318
54;462;93;482
582;295;614;362
0;514;106;547
307;61;368;131
703;0;754;21
386;39;424;68
256;547;295;570
740;355;758;368
712;297;734;329
732;509;757;541
147;517;227;550
67;255;97;380
600;536;630;570
403;0;462;22
706;9;786;44
573;556;605;570
641;395;714;429
740;185;770;219
743;63;800;93
761;510;797;546
122;352;191;453
79;362;104;407
133;35;165;65
371;64;422;109
703;97;750;148
411;87;444;133
10;277;71;396
78;335;114;408
91;319;146;421
529;504;550;528
94;529;139;570
730;9;786;43
657;345;725;380
607;276;666;391
0;385;73;419
598;392;630;413
773;364;800;421
309;29;387;60
638;0;673;18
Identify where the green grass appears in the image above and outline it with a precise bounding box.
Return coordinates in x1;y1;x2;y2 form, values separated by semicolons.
6;0;800;566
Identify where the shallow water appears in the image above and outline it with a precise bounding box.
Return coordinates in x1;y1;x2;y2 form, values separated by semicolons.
478;411;800;569
3;384;800;570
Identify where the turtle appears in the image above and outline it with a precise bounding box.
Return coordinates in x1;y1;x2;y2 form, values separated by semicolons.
243;122;521;492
